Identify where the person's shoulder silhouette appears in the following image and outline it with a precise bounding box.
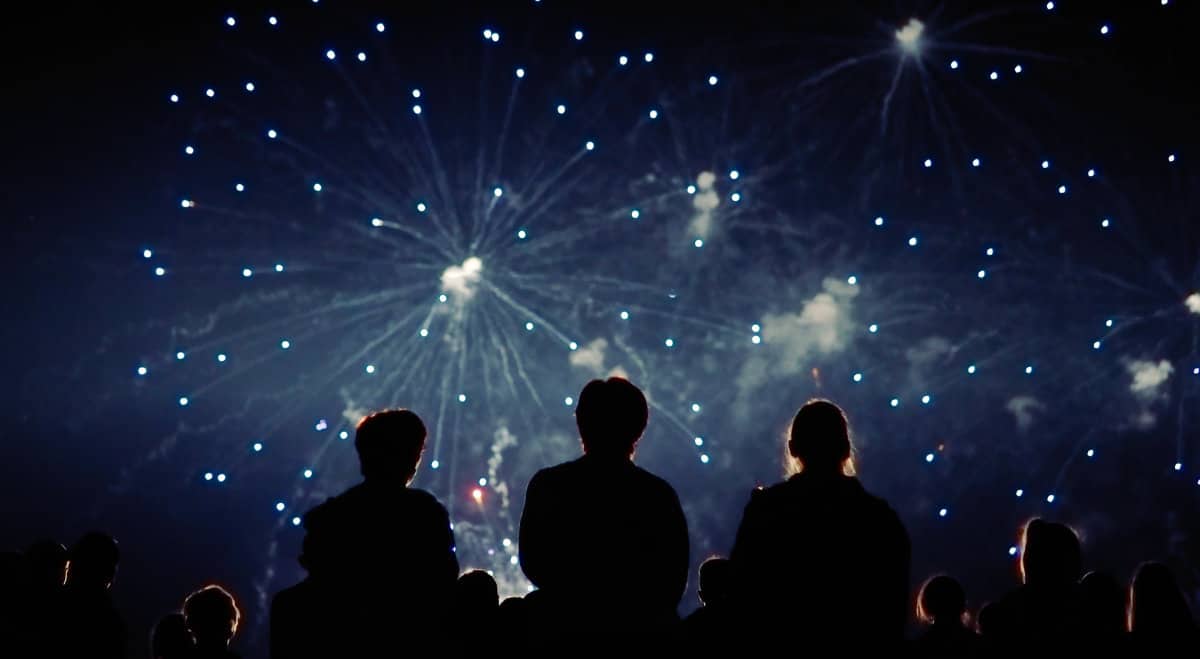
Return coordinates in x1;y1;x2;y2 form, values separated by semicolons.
519;377;689;640
730;399;910;650
914;575;981;657
270;578;334;659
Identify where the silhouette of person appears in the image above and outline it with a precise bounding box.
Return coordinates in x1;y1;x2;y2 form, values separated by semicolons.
1078;571;1128;652
24;540;67;653
914;575;981;657
682;557;735;649
730;399;910;651
1128;562;1197;648
454;570;499;654
272;409;458;657
497;596;532;648
151;612;195;659
985;519;1085;649
56;531;126;659
183;585;241;659
519;377;689;643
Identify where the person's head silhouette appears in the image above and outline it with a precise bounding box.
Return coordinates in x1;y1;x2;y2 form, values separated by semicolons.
67;531;119;590
1129;561;1195;635
183;585;240;650
1018;518;1081;586
456;569;499;615
917;575;967;626
787;399;853;475
698;556;733;606
497;596;531;643
354;408;427;483
575;377;648;458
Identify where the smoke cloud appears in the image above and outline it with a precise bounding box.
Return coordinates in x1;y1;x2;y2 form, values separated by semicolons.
1006;396;1044;434
733;277;859;416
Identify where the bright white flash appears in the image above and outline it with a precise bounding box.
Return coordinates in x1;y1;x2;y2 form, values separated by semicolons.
896;18;924;54
441;256;484;302
1186;292;1200;315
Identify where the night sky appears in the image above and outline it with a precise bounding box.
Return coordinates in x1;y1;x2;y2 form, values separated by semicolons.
4;1;1199;656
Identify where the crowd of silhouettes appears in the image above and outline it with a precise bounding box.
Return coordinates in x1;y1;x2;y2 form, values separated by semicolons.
2;377;1197;657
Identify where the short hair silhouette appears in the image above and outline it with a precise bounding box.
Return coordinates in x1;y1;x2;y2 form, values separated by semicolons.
1018;518;1081;586
150;612;193;659
917;575;967;624
698;556;733;605
787;399;852;474
1129;561;1195;635
354;408;427;482
575;377;648;457
183;585;240;649
67;532;119;589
